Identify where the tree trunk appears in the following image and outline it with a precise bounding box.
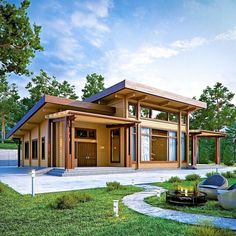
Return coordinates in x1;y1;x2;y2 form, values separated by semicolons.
1;113;5;143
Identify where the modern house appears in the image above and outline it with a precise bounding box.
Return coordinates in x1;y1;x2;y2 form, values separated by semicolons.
7;80;225;170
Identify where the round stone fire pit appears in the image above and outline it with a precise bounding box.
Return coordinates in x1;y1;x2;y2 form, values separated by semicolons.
166;190;207;206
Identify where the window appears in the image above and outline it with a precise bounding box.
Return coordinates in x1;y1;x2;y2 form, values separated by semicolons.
25;141;29;160
152;109;168;121
41;137;45;160
131;127;136;161
75;128;96;139
141;107;151;118
141;128;150;161
169;132;177;161
182;132;186;161
111;129;120;163
32;139;38;160
169;112;178;122
128;103;137;117
181;114;187;124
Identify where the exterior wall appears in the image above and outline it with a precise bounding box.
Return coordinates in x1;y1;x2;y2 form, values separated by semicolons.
106;99;125;117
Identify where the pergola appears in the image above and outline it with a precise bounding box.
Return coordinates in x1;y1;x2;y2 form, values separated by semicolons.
189;130;227;166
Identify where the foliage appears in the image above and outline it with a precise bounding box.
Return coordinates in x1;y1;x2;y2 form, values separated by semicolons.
0;75;20;142
106;181;123;191
199;145;211;164
206;172;218;178
23;69;78;111
77;193;93;203
190;82;236;131
167;176;182;183
51;194;78;209
0;142;17;149
82;73;105;100
221;171;236;179
0;0;43;76
223;145;235;166
185;174;201;181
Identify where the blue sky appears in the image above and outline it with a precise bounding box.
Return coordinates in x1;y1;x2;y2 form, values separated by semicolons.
10;0;236;102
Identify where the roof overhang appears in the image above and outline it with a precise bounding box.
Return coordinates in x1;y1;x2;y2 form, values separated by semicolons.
190;130;227;138
84;80;207;112
45;110;141;126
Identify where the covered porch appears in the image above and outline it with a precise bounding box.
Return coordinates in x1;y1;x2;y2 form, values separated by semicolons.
190;130;227;166
46;110;140;169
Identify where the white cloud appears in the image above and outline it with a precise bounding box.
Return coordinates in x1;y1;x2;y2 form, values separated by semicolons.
85;0;111;18
171;37;207;50
215;27;236;41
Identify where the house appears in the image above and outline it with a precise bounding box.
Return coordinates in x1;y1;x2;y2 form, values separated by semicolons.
7;80;225;169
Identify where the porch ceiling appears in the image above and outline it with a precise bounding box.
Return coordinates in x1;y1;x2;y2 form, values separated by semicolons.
45;110;141;125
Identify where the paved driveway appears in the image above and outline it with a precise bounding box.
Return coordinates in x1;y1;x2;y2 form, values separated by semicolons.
0;166;235;195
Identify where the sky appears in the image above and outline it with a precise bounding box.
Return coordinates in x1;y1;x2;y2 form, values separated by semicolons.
9;0;236;102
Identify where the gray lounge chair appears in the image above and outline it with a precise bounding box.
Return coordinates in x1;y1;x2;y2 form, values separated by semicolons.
197;174;228;200
217;183;236;210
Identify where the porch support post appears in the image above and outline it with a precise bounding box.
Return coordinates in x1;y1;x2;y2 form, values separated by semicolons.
64;116;72;169
186;112;190;165
215;137;220;164
191;135;198;166
22;137;24;167
48;119;52;167
17;139;21;167
177;112;182;168
136;100;141;169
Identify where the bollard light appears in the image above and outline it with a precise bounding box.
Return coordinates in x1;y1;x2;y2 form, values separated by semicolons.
160;177;164;182
31;169;36;197
156;188;161;198
131;179;135;185
113;200;119;217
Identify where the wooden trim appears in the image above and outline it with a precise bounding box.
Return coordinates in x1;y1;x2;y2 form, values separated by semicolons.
141;161;178;163
106;123;136;129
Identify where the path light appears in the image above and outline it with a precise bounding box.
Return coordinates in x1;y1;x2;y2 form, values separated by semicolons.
131;179;135;185
31;169;36;197
113;200;119;217
156;188;161;198
160;177;164;182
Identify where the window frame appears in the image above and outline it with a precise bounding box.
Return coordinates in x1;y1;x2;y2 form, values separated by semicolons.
32;139;38;160
74;128;96;139
25;141;29;160
41;137;45;160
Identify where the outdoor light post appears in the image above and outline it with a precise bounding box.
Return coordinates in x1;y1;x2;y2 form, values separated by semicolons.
113;200;119;217
31;169;36;197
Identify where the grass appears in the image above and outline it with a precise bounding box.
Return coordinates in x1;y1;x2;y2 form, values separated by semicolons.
1;182;235;236
0;142;17;149
147;178;236;219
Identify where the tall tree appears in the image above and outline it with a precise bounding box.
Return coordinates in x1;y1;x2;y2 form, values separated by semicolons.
82;73;105;100
0;0;43;76
190;82;236;131
23;69;78;111
0;76;20;142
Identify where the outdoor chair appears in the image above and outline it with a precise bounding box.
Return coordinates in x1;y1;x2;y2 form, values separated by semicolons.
217;183;236;210
197;174;228;200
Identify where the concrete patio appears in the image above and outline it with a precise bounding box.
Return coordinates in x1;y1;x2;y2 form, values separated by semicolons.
0;165;235;194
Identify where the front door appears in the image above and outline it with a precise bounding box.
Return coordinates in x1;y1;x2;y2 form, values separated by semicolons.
75;142;97;167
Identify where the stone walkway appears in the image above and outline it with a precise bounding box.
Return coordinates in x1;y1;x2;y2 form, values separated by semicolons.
123;184;236;231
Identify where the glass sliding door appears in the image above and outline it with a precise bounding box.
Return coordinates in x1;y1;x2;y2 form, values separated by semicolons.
141;128;150;161
169;132;177;161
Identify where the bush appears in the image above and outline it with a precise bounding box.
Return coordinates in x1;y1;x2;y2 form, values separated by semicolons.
52;194;78;209
0;185;4;193
199;147;210;164
77;193;93;203
223;146;235;166
167;176;182;183
189;225;235;236
185;174;201;181
106;181;123;191
221;171;236;179
206;172;218;178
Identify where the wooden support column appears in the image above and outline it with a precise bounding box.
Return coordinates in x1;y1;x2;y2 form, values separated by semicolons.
177;112;182;168
22;137;24;167
48;120;52;167
38;124;41;167
186;112;190;165
136;100;141;169
191;135;198;166
64;116;72;169
215;137;220;164
69;118;74;169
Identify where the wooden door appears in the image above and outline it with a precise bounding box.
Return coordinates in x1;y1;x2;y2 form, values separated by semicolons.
76;142;97;167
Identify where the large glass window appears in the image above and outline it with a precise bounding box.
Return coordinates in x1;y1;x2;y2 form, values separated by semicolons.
111;129;120;163
128;103;137;117
152;109;168;120
131;127;136;161
141;107;151;118
169;132;177;161
141;128;150;161
32;139;38;160
25;141;29;160
182;132;186;161
169;112;178;122
75;128;96;139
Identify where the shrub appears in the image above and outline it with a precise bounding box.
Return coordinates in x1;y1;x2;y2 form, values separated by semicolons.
106;181;123;191
221;171;236;179
52;194;78;209
223;146;235;166
199;147;210;164
77;193;93;203
0;185;4;193
206;172;218;178
185;174;201;181
167;176;182;183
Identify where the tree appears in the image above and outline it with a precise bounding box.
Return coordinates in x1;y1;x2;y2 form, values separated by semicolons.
0;0;43;76
190;82;236;131
0;75;20;142
82;73;105;100
23;69;78;111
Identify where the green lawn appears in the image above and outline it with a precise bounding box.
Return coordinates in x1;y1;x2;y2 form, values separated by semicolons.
0;182;235;236
0;142;17;149
146;178;236;219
